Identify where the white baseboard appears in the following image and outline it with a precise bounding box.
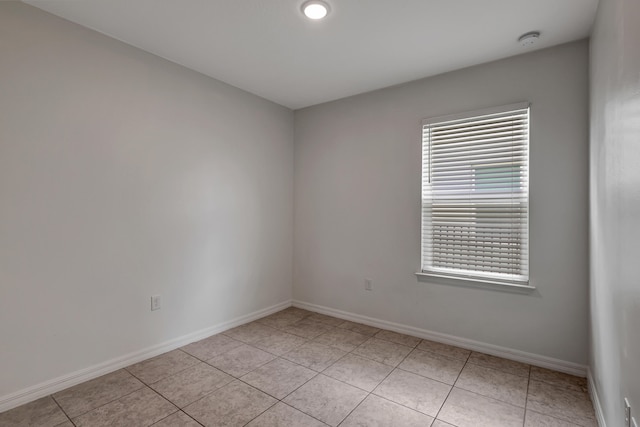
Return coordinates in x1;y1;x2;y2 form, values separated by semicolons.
588;368;607;427
0;300;292;413
293;300;588;377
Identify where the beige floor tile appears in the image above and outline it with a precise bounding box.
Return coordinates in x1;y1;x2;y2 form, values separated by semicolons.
417;340;471;361
180;334;243;361
341;394;434;427
206;344;275;377
53;369;144;417
241;358;316;399
352;338;413;367
399;349;465;384
323;353;393;392
73;387;177;427
283;318;335;339
252;329;308;355
455;363;528;407
438;387;524;427
432;420;456;427
152;411;201;426
337;320;381;336
527;380;596;426
245;402;326;427
373;368;450;416
223;322;278;344
126;350;199;384
374;330;421;347
530;366;588;393
257;310;309;329
0;396;68;427
55;422;74;427
525;409;584;426
283;374;367;427
150;362;233;408
282;341;346;371
183;380;276;427
467;352;530;377
313;328;369;352
306;312;346;327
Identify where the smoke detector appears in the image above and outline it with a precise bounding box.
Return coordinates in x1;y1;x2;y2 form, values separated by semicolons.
518;31;540;47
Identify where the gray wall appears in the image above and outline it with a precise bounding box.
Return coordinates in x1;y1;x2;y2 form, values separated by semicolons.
294;41;590;365
0;2;293;398
590;0;640;424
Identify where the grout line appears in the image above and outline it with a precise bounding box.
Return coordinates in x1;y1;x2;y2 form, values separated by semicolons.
522;365;531;427
50;394;76;426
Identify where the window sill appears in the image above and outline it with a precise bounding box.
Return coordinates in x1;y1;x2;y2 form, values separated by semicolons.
415;272;536;294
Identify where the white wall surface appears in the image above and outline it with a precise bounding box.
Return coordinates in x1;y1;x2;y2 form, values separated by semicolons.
0;2;293;398
590;0;640;424
294;41;590;364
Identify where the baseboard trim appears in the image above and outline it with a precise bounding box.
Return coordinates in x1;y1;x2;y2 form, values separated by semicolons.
293;300;587;377
0;300;292;413
588;368;606;427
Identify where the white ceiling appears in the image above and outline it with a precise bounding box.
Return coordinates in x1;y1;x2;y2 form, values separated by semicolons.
24;0;599;109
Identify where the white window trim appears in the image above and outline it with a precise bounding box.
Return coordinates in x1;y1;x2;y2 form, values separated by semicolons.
417;102;533;290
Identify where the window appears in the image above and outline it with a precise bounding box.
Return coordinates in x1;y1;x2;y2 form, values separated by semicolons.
421;103;530;287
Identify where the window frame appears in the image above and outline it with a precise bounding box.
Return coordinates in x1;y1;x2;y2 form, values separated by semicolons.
418;102;533;290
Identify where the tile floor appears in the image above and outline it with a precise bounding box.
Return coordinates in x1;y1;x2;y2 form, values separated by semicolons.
0;307;597;427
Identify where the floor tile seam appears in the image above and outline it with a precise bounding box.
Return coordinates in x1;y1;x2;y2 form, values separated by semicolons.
56;384;151;421
334;389;371;426
451;381;527;409
49;394;76;426
451;384;527;411
180;342;244;363
250;337;312;357
150;410;205;427
124;363;197;388
202;348;277;378
433;358;469;422
368;388;445;420
522;366;531;427
238;398;280;427
73;387;180;425
524;408;588;427
464;359;531;379
394;366;457;388
347;339;409;368
276;401;332;427
148;370;236;410
523;395;597;426
236;368;320;402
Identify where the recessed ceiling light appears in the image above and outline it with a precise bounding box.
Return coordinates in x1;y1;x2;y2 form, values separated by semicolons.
302;1;330;20
518;31;541;47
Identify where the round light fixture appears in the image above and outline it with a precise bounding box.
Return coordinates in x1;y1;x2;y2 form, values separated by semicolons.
302;1;330;20
518;31;541;47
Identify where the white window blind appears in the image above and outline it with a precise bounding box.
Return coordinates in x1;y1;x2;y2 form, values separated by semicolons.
421;103;530;286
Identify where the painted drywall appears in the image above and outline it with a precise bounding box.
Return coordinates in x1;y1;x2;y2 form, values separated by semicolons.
294;41;590;365
0;2;293;399
589;0;640;424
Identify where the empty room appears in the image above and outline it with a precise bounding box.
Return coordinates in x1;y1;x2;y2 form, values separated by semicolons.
0;0;638;426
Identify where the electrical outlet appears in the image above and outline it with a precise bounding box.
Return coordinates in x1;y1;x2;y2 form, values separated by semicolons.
151;295;161;311
626;398;632;427
364;278;373;291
